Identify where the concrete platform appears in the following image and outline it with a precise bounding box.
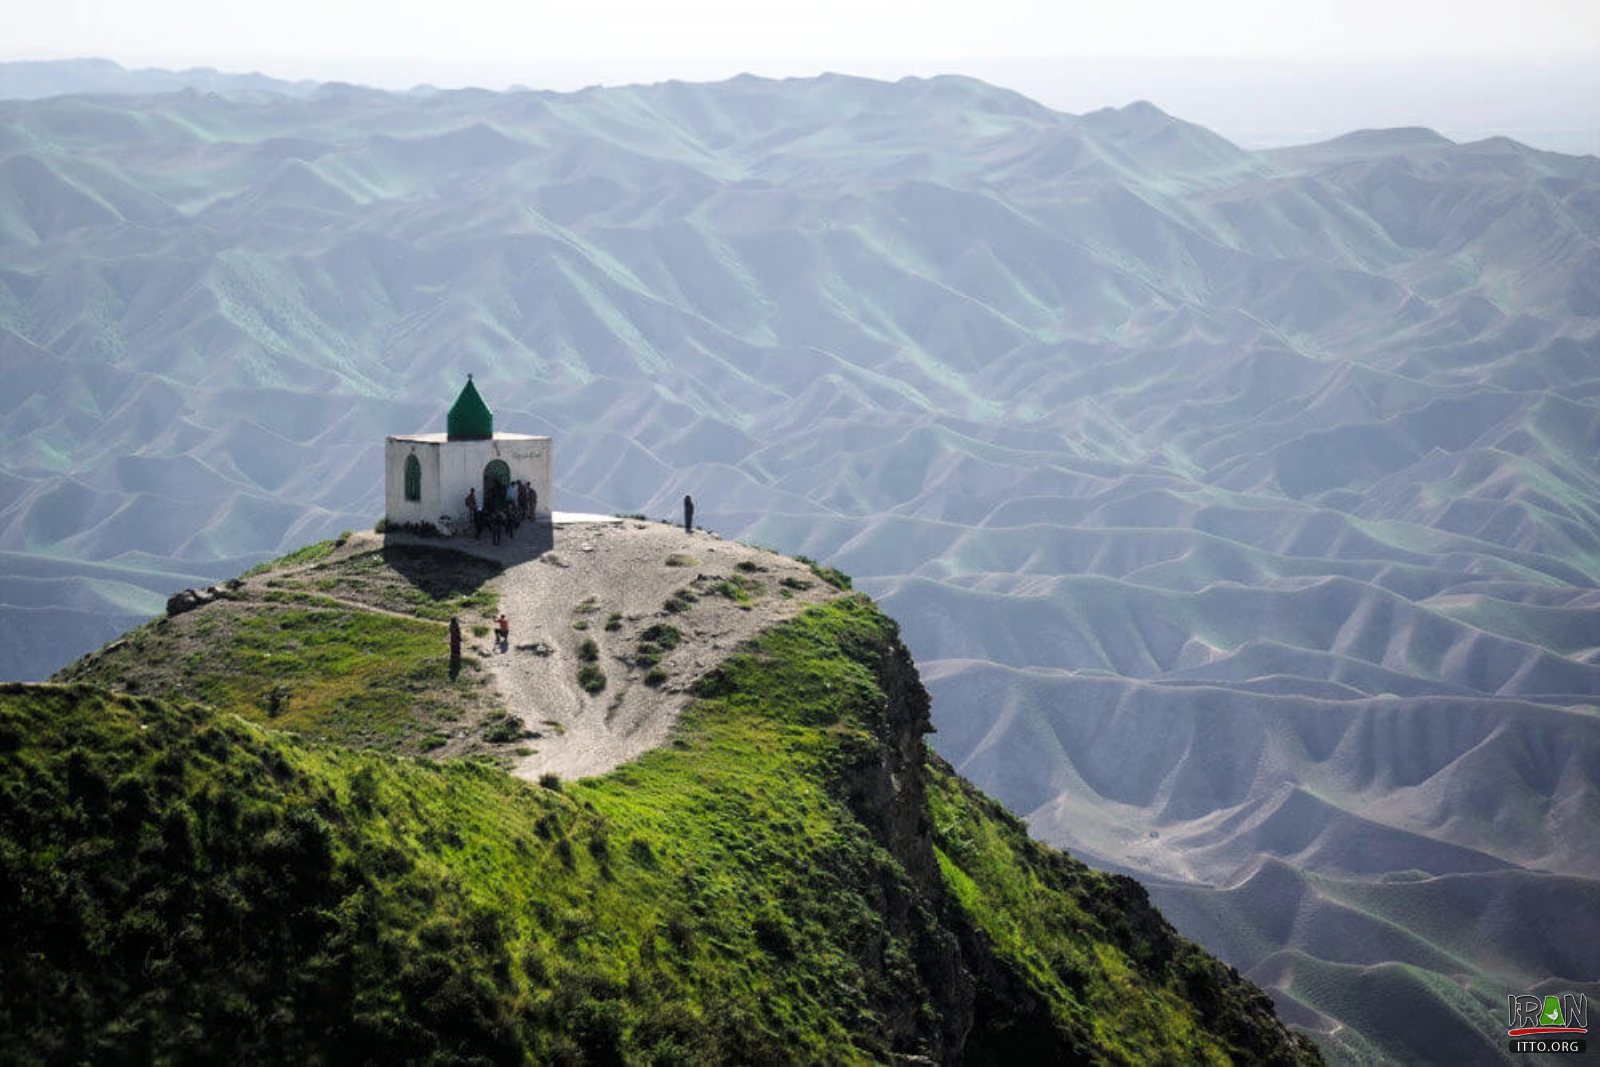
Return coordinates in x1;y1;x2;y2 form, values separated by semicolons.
551;511;625;526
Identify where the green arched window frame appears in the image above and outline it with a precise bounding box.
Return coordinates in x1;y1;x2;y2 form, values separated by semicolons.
404;454;422;502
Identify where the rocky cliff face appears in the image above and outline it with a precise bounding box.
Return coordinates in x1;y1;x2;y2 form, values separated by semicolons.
832;631;976;1058
853;635;943;896
835;625;1319;1064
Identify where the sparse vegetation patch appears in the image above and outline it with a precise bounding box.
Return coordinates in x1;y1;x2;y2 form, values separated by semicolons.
639;623;682;650
708;573;763;605
242;537;341;577
577;663;607;694
795;555;852;591
482;711;533;744
633;623;683;670
662;589;698;614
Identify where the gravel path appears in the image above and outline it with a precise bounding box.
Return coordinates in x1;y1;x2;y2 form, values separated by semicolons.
395;519;842;781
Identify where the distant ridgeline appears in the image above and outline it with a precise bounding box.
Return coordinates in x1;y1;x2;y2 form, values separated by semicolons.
0;538;1318;1064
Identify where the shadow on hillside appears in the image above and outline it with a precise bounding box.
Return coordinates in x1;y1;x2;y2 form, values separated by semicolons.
380;521;553;597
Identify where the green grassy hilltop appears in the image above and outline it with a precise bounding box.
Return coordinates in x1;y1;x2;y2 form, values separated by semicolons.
3;542;1319;1064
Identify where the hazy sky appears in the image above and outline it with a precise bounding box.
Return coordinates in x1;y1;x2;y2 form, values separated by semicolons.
8;0;1600;151
13;0;1598;70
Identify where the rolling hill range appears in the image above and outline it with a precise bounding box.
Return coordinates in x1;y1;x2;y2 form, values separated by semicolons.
0;58;318;101
1;65;1597;1061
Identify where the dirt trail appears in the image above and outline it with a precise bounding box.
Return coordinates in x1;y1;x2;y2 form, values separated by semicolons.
390;519;841;781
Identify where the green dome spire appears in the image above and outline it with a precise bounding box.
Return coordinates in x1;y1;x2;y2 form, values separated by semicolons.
447;375;494;440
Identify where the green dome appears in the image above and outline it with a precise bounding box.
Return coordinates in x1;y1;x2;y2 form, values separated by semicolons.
447;376;493;440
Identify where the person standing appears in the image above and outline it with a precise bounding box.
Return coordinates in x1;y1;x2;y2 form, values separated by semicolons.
683;494;694;534
448;616;462;678
494;613;510;651
465;487;479;538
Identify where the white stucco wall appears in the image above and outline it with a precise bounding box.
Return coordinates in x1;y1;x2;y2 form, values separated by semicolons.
384;438;442;527
385;433;552;532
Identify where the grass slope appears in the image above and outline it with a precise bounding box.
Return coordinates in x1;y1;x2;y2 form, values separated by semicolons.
54;540;505;756
1;594;1316;1064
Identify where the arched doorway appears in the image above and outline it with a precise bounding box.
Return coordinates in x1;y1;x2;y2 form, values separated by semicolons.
482;459;510;513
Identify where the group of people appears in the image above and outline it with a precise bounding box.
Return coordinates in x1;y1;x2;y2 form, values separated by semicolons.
512;480;538;521
464;481;538;545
